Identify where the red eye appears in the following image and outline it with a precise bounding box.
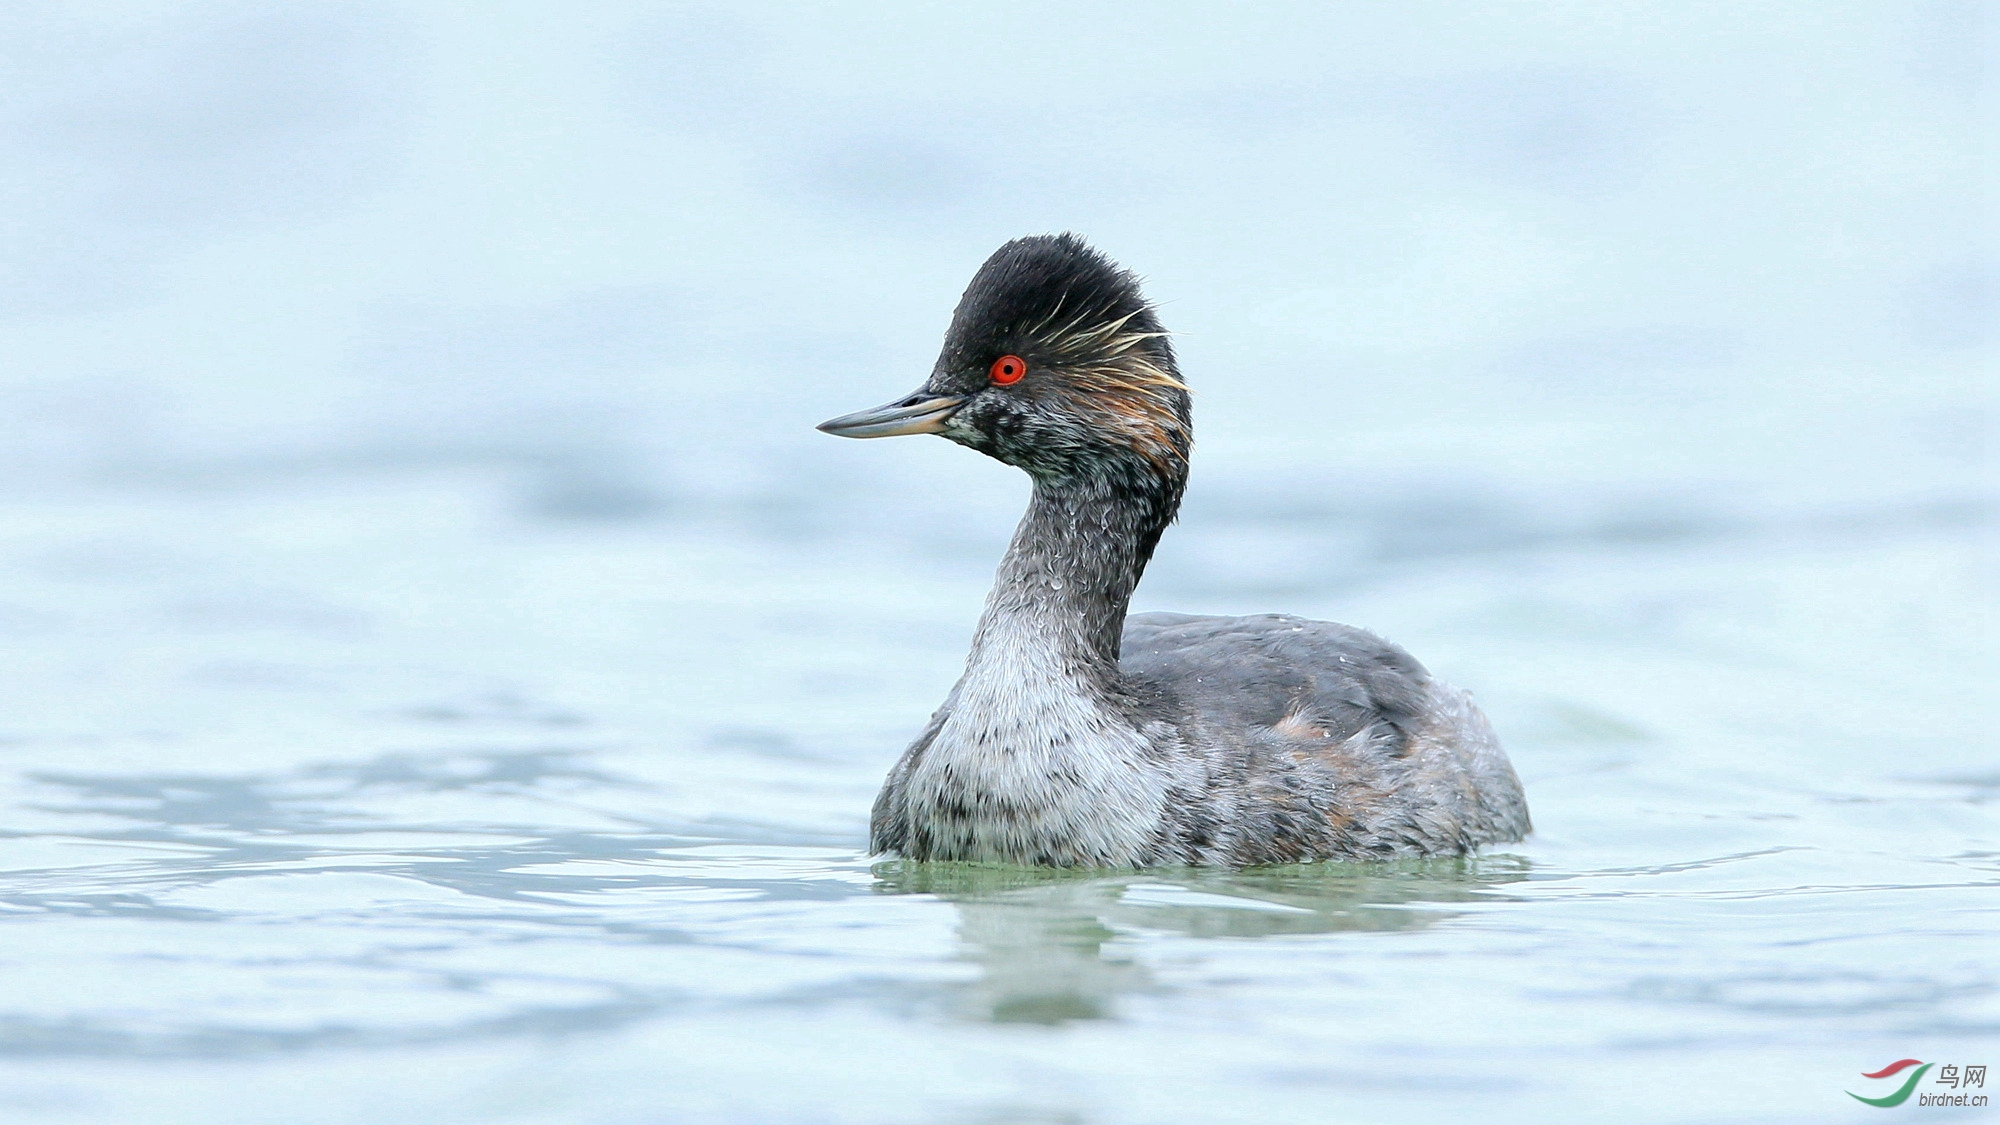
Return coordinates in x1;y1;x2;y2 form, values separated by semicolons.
989;354;1027;385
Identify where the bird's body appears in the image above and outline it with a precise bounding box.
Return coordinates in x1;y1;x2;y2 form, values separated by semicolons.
820;234;1528;867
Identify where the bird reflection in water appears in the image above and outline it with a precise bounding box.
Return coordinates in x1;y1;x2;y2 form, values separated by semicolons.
872;856;1531;1024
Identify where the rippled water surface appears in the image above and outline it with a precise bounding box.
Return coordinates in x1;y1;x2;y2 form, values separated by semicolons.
0;476;1991;1124
2;4;1993;1122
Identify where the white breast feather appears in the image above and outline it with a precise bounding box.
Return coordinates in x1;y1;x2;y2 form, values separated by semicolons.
904;615;1169;865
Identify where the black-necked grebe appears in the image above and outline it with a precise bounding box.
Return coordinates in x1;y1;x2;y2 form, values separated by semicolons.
818;234;1529;867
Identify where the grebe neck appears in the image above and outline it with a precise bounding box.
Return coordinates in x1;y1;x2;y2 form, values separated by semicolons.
967;467;1180;684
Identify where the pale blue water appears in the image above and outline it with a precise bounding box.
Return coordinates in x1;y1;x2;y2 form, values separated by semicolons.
0;4;1993;1123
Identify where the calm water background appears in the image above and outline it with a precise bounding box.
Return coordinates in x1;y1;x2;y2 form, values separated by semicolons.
1;4;1993;1122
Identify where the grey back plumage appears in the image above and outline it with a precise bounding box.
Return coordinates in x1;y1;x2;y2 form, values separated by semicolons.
1114;612;1529;864
1121;612;1432;752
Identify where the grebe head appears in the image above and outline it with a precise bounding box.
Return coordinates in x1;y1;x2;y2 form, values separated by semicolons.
818;234;1190;486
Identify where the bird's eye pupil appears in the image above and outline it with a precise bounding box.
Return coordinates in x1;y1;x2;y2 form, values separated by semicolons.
990;355;1026;385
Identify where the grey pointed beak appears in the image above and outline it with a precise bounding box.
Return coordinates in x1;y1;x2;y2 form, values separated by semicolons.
816;393;965;439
